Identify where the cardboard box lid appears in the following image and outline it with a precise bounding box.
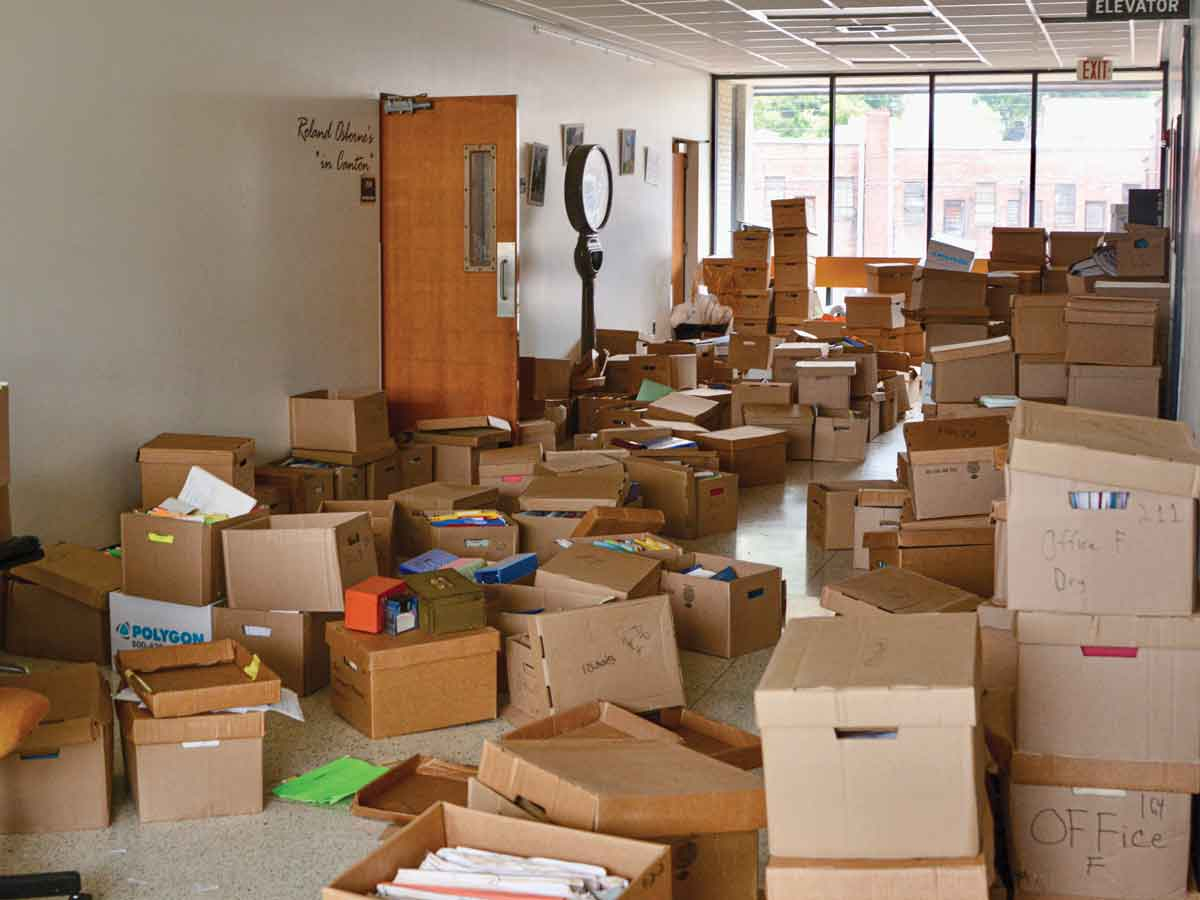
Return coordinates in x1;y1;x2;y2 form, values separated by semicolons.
478;444;544;472
755;614;978;728
10;542;122;610
774;342;829;360
390;482;499;509
540;451;627;476
822;567;984;616
477;738;766;836
537;544;663;596
681;387;733;401
865;262;915;275
327;621;499;672
743;403;816;426
1064;296;1157;326
856;485;909;507
501;701;684;744
1068;364;1163;381
138;433;255;463
697;426;789;450
928;337;1013;363
416;415;512;435
1009;400;1200;497
10;663;112;755
1012;293;1068;311
486;582;616;635
116;639;282;718
518;474;625;512
119;699;265;746
904;416;1010;454
796;360;857;377
863;516;994;549
1016;611;1200;650
647;393;718;419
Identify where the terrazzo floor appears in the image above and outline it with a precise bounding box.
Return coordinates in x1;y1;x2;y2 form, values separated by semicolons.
0;422;909;899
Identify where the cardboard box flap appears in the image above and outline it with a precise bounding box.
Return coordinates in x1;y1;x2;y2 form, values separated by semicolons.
11;663;111;755
138;433;254;464
796;360;857;377
1069;364;1163;381
10;543;122;610
863;517;994;549
928;337;1013;363
326;621;500;672
755;615;978;728
477;738;766;836
391;482;499;509
541;451;628;476
1009;401;1200;497
1064;301;1158;327
822;568;984;615
1012;293;1069;311
120;701;265;746
774;342;829;360
478;444;544;471
517;474;625;512
743;404;816;426
904;416;1010;453
697;426;789;450
647;393;718;419
538;545;663;596
417;415;512;435
351;754;477;823
502;701;684;744
856;486;909;507
116;639;282;717
1016;611;1200;650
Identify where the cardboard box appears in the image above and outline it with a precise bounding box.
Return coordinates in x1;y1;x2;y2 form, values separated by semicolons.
852;393;883;440
647;707;763;770
774;227;810;260
117;639;282;718
108;590;218;662
511;510;584;562
725;289;771;320
424;512;519;562
430;444;480;484
646;392;720;429
287;439;398;468
822;565;983;616
212;608;339;696
1068;364;1161;418
605;354;672;395
1049;230;1103;266
502;700;680;743
0;663;113;833
808;480;901;551
793;360;855;409
926;338;1015;404
866;262;914;297
850;485;908;569
843;348;880;398
389;482;500;556
1019;355;1069;400
327;622;499;739
318;499;397;577
813;409;869;462
772;197;812;230
795;317;848;340
332;464;366;500
729;333;773;372
351;755;476;824
1065;296;1157;366
517;473;624;513
926;234;977;271
518;356;573;421
1011;294;1068;356
929;322;992;349
768;853;991;900
847;293;905;329
517;418;558;452
866;516;995;598
773;257;810;291
1006;401;1200;616
623;459;738;540
121;507;267;608
742;403;815;460
5;543;122;665
731;381;791;427
365;448;414;499
137;434;255;509
222;512;378;612
477;444;546;509
597;328;641;356
323;803;672;900
255;462;335;514
992;227;1046;266
904;416;1008;520
1107;224;1169;278
1010;783;1190;900
660;553;782;658
536;544;662;599
503;594;686;721
696;426;788;487
290;389;389;454
770;341;828;382
912;267;989;313
667;353;698;390
755;614;981;858
774;290;813;321
1043;265;1069;293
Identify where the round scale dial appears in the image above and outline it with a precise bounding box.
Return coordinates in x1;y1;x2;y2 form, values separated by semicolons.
565;144;613;234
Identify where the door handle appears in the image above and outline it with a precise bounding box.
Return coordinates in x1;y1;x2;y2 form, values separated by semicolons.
496;242;516;318
501;258;509;303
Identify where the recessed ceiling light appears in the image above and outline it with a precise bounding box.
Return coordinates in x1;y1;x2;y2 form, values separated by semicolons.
817;34;963;44
752;6;938;20
836;23;897;32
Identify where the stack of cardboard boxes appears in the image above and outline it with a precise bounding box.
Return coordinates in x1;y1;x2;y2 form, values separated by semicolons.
770;197;818;335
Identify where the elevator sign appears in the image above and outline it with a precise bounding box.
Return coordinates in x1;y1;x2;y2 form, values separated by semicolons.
1087;0;1188;19
1076;57;1114;81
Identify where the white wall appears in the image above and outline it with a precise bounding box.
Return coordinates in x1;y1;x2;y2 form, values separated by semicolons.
0;1;710;546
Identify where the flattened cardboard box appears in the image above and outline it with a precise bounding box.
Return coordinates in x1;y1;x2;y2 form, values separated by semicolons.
0;663;113;834
118;701;264;823
536;543;662;599
137;433;255;510
290;388;390;454
117;638;282;718
327;622;499;739
808;480;902;551
322;803;673;900
866;516;996;599
1006;401;1200;616
318;499;397;577
222;511;378;611
821;565;984;617
1068;364;1160;418
212;608;341;696
904;416;1008;520
755;614;982;859
660;553;783;658
505;594;686;721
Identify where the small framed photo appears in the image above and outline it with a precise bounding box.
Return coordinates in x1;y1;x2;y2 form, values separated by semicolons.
644;147;661;186
562;123;585;164
527;142;549;207
619;129;637;175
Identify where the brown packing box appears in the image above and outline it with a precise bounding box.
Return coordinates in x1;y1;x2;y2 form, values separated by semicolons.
121;506;267;608
793;359;856;409
623;459;738;540
926;338;1015;403
327;622;499;739
212;608;341;696
288;439;398;468
865;516;995;598
1011;294;1068;356
773;257;810;291
333;464;365;500
667;353;698;390
911;267;989;314
696;426;788;487
766;853;990;900
682;387;734;428
847;293;905;329
852;393;883;441
363;449;406;499
795;318;848;340
394;441;435;491
1107;224;1169;278
511;511;584;562
536;543;662;599
772;197;811;230
850;485;908;569
808;480;901;551
1015;612;1200;790
426;512;519;562
774;291;811;320
477;444;547;508
431;445;480;484
774;228;810;260
117;639;282;718
821;566;983;617
991;227;1046;266
486;582;614;641
1006;402;1200;616
323;803;672;900
743;403;815;460
118;701;264;823
318;499;398;577
929;321;992;348
137;433;255;509
648;707;762;770
222;512;378;611
289;389;389;454
518;356;573;421
1068;364;1161;418
1010;783;1190;899
771;341;829;382
351;754;476;824
1049;230;1103;266
647;391;720;429
595;407;649;431
866;262;914;297
1043;266;1069;293
813;408;869;462
5;543;122;665
517;473;625;513
904;416;1007;520
504;700;683;743
389;482;500;556
517;418;558;452
843;348;879;398
1065;296;1157;366
597;328;641;356
1019;355;1069;401
605;354;671;395
755;614;982;859
0;664;113;834
660;553;783;658
503;594;686;722
729;333;773;372
256;462;335;514
572;506;667;538
731;380;791;427
733;227;771;263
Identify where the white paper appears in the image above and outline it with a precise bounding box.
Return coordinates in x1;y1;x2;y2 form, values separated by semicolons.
112;686;305;722
178;466;257;518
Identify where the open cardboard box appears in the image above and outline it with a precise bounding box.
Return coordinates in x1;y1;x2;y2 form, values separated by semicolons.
351;755;477;824
535;543;663;599
696;426;789;487
389;482;500;556
318;499;397;577
212;608;340;696
623;458;738;540
865;516;995;598
137;433;255;510
808;480;902;550
904;416;1008;520
290;389;390;454
645;707;763;770
659;552;783;658
117;639;282;718
503;700;685;744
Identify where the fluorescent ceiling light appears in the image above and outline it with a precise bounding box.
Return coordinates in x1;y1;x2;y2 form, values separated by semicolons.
816;34;963;43
845;55;981;62
752;6;937;20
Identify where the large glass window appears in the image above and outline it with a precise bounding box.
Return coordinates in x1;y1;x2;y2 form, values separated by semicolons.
932;74;1032;259
1055;184;1077;226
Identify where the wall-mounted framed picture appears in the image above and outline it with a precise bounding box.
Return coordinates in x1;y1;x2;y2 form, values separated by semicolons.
561;124;585;164
644;147;661;186
618;129;637;175
527;142;548;207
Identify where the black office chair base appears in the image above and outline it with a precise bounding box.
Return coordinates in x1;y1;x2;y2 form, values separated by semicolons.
0;871;86;899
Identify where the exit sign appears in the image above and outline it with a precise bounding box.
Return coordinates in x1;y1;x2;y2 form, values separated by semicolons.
1077;57;1114;80
1087;0;1189;19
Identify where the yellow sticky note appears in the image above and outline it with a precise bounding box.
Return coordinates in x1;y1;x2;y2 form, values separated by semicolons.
147;532;175;545
243;654;261;681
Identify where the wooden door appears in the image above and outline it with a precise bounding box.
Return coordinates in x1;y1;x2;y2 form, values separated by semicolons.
380;95;518;429
671;144;688;306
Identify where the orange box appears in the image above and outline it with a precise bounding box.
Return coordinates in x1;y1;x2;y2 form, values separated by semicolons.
345;576;408;634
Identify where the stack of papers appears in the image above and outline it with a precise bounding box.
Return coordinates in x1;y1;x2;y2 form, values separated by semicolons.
643;436;698;451
590;536;672;555
378;847;629;899
427;510;508;527
148;467;257;522
681;564;738;582
979;395;1018;408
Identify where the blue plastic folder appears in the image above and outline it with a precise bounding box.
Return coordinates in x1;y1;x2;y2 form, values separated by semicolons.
475;553;538;585
399;549;458;574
